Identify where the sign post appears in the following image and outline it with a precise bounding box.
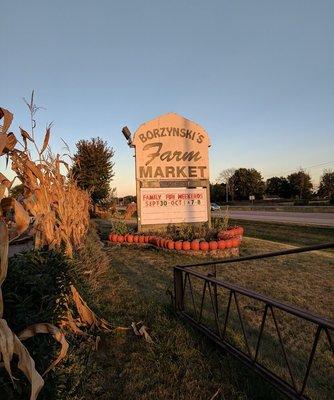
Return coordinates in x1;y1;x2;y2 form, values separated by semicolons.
131;113;211;231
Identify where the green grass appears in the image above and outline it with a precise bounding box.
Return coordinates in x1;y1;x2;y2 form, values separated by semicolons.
82;222;334;400
230;218;334;248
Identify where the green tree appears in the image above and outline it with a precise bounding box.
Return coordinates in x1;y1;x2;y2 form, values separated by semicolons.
232;168;265;200
72;137;115;207
287;170;313;199
318;169;334;203
217;168;236;202
210;183;226;204
265;176;292;198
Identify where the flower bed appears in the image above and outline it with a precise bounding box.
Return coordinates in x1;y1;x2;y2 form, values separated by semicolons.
107;226;244;256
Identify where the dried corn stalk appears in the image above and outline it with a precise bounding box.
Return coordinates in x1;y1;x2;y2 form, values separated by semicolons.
61;285;112;335
1;107;90;257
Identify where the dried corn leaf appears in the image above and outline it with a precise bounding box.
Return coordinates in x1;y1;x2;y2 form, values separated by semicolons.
138;325;153;343
0;133;7;156
70;285;112;331
0;318;44;400
131;322;153;343
18;323;69;375
131;322;140;336
0;185;6;201
0;108;13;135
1;132;17;155
40;126;50;155
59;310;87;336
25;160;44;181
1;198;30;239
0;223;9;318
20;127;34;142
0;172;11;189
13;199;30;237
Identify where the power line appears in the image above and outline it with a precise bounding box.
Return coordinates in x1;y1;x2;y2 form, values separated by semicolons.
263;161;334;179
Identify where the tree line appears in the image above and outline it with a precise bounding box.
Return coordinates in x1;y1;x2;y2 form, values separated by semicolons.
211;168;334;204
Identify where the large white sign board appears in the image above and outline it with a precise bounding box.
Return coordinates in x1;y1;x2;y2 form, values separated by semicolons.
140;187;208;225
132;112;211;230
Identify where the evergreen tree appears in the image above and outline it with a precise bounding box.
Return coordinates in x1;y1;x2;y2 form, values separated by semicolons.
72;137;115;206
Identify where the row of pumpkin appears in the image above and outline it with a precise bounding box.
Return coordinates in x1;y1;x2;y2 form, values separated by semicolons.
108;229;243;252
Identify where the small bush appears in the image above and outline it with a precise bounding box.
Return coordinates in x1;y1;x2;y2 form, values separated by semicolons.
1;224;109;400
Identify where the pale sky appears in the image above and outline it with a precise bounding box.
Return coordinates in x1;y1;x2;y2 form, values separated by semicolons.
1;0;333;195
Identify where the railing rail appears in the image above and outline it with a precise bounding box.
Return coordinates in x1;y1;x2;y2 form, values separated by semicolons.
173;242;334;399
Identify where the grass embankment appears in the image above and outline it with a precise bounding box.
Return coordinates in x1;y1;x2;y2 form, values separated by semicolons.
230;218;334;248
93;220;334;400
228;205;334;213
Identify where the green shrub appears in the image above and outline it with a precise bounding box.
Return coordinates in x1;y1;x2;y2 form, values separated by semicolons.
1;224;109;400
110;220;128;234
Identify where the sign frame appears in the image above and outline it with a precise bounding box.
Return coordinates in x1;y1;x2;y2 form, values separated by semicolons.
132;113;211;231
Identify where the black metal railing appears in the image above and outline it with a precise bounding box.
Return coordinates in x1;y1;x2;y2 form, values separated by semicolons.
173;242;334;400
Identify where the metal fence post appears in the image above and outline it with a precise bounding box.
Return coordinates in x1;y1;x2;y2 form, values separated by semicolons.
174;267;184;312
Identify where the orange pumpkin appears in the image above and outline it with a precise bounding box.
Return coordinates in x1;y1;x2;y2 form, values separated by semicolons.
209;241;218;251
232;238;240;247
200;241;209;251
182;241;191;251
133;235;139;243
225;239;232;248
110;233;117;242
174;241;183;251
190;240;200;251
218;240;226;250
138;235;145;244
218;230;228;240
117;235;124;243
167;240;175;250
127;234;133;243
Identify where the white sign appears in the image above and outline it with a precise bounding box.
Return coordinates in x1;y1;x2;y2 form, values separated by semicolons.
140;187;208;225
132;113;210;181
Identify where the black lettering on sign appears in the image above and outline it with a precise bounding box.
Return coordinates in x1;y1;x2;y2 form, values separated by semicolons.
165;166;175;178
154;166;164;178
144;142;162;165
198;166;206;178
176;166;187;178
143;142;202;165
185;130;192;139
197;134;204;143
172;127;179;136
188;166;197;178
182;151;201;162
147;130;154;140
139;166;152;178
153;129;160;138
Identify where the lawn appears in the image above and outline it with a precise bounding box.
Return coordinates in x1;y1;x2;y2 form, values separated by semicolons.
86;222;334;400
230;218;334;248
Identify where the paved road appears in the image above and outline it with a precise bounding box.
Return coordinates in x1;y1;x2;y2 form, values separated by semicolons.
214;210;334;227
